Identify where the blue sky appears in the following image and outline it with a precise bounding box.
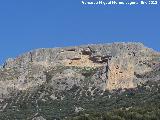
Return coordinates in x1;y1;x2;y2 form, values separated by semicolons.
0;0;160;65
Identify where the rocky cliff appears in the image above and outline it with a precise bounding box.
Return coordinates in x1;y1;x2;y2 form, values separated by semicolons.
0;42;160;119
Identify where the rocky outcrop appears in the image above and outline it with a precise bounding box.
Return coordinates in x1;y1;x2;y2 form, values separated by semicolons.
106;54;135;90
0;42;159;99
0;42;160;119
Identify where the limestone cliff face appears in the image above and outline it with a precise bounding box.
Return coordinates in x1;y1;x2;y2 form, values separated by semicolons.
0;42;160;99
107;54;135;90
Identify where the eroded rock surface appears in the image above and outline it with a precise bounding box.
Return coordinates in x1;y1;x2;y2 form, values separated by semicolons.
0;42;160;119
1;42;160;94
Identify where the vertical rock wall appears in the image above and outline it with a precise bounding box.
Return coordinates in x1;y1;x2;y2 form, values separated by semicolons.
107;54;135;90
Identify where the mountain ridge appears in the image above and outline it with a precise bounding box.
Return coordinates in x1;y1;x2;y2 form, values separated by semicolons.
0;42;160;119
2;42;157;66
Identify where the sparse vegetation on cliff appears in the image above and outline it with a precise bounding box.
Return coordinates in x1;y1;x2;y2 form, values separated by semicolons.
0;43;160;120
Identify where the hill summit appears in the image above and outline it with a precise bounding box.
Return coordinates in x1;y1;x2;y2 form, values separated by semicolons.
0;42;160;119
